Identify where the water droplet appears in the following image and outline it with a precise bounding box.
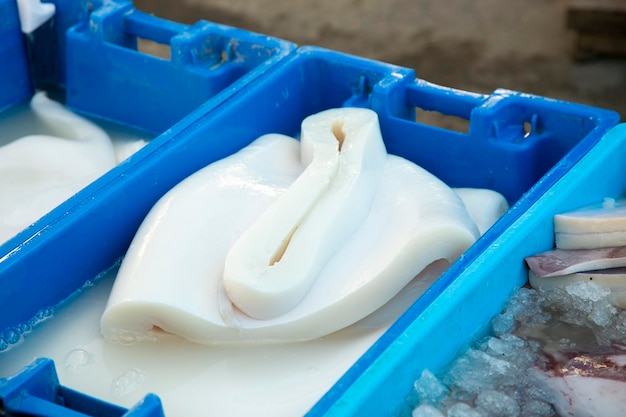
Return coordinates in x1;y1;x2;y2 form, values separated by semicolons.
64;348;95;373
111;368;145;397
18;322;32;334
3;329;20;345
33;307;53;323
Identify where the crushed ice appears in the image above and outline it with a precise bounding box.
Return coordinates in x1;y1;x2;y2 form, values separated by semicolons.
412;281;626;416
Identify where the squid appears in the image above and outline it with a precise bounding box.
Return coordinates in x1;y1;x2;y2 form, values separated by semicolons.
101;108;488;344
0;92;116;245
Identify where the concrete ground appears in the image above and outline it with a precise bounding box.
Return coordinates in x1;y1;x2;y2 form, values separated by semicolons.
133;0;626;120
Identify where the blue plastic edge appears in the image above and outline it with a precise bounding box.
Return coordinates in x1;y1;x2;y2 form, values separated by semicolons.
0;357;165;416
0;0;33;111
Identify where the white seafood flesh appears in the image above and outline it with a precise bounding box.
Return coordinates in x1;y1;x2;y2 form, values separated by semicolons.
533;352;626;417
101;108;480;344
453;188;508;235
223;108;386;319
0;92;116;245
555;198;626;250
526;247;626;278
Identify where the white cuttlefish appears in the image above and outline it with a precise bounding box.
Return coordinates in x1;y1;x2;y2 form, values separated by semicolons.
101;108;501;344
533;348;626;417
0;92;116;245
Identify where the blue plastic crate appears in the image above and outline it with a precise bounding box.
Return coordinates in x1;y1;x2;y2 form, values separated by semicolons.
0;358;164;417
0;16;620;417
310;122;626;416
0;0;31;112
28;1;295;135
63;2;295;133
0;0;294;331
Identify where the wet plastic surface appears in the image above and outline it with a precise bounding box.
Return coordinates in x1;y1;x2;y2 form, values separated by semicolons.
0;358;164;417
0;0;621;415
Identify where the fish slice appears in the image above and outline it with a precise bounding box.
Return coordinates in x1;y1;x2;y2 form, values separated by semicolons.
525;246;626;278
555;198;626;249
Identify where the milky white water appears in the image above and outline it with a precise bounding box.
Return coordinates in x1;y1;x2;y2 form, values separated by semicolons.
0;260;446;417
0;99;151;161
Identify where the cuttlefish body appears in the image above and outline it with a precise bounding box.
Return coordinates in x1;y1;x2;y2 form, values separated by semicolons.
534;349;626;417
101;108;483;344
0;92;116;245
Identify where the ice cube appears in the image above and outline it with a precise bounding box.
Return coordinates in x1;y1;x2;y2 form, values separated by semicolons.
520;399;555;417
491;310;515;336
412;404;445;417
566;281;610;303
444;349;513;393
446;403;485;417
414;369;449;405
475;390;520;417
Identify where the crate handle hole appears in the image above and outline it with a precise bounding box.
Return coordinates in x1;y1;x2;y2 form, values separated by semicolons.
523;121;532;138
523;114;540;139
137;37;171;61
415;107;470;134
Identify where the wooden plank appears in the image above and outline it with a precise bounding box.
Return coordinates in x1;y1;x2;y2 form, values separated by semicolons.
567;0;626;35
575;32;626;59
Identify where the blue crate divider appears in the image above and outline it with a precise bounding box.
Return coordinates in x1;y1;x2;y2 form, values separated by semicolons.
0;0;32;111
309;122;626;416
0;41;619;415
0;358;164;417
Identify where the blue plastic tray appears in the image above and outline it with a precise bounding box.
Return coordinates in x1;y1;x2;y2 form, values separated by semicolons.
0;0;31;112
311;122;626;416
0;0;294;331
0;5;621;416
0;358;164;417
27;0;295;134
